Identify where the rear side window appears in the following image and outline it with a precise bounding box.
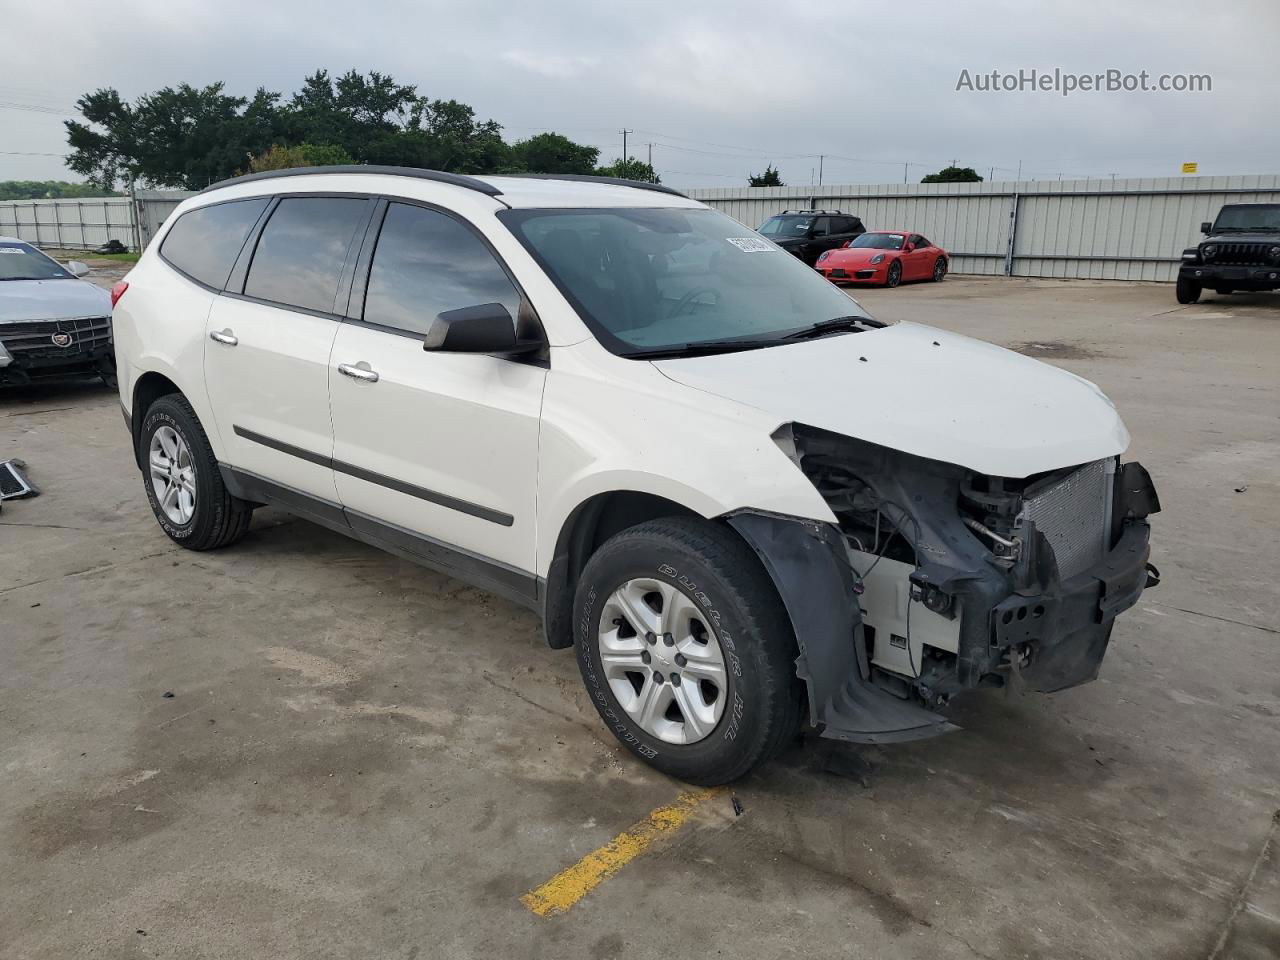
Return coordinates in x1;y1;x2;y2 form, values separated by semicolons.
160;198;269;289
244;197;369;314
362;202;521;336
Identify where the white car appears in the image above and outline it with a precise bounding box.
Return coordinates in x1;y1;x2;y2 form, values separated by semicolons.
0;238;113;386
112;167;1160;784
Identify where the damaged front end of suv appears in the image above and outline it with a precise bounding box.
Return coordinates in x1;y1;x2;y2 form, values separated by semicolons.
729;424;1160;744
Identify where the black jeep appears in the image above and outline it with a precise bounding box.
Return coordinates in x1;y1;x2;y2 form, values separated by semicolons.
756;209;865;265
1177;203;1280;304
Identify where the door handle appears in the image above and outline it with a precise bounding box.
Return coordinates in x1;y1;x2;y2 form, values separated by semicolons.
337;362;379;383
209;329;238;346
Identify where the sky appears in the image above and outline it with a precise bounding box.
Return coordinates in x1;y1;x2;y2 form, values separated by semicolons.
2;0;1277;190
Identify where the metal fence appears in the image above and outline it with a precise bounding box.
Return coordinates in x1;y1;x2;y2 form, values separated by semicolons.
0;190;193;252
689;175;1280;282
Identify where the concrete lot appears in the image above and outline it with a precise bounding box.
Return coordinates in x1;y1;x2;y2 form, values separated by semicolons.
2;270;1278;959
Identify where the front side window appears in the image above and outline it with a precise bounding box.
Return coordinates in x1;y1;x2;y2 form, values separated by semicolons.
0;241;72;281
244;197;369;313
501;207;885;356
362;203;521;336
849;233;905;250
159;198;269;289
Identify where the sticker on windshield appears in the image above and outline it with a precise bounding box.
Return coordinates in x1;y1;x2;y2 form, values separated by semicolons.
0;248;24;254
726;237;775;253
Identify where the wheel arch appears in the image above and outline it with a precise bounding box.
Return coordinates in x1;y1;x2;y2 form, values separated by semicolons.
130;370;184;469
540;490;709;649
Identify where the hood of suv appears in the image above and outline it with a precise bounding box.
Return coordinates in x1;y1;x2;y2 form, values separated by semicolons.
1204;231;1280;245
0;278;111;323
653;322;1129;478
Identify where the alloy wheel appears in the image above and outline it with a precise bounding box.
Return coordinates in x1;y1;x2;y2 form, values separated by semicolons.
597;578;728;744
149;425;196;525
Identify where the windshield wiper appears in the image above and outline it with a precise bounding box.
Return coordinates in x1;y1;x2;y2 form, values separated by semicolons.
622;337;784;360
783;315;884;340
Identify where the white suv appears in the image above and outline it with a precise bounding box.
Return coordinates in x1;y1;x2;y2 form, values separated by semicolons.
113;167;1160;784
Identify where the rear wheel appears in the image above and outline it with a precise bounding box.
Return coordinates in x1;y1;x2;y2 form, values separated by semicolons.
1176;277;1202;304
885;260;902;288
574;518;803;785
139;394;253;550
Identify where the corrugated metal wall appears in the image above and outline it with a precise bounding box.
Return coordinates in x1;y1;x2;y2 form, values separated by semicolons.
690;175;1280;282
0;191;193;251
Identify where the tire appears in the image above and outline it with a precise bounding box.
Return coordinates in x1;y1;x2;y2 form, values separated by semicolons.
574;517;804;785
1176;277;1201;304
139;394;253;550
885;260;902;288
932;257;947;282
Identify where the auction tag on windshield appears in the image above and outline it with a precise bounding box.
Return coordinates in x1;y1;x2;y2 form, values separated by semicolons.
726;237;775;253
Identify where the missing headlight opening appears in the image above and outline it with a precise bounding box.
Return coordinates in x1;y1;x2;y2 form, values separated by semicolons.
782;424;1159;715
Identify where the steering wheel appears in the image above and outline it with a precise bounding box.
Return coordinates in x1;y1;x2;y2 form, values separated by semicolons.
668;287;720;318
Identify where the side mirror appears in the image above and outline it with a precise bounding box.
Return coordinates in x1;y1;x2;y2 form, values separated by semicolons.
423;302;541;354
905;243;916;252
1200;221;1213;235
66;261;90;278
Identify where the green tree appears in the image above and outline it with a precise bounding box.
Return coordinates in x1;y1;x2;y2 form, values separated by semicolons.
0;180;120;200
596;157;661;184
66;83;286;189
246;143;353;173
64;69;600;189
509;132;599;174
748;164;784;187
920;165;983;183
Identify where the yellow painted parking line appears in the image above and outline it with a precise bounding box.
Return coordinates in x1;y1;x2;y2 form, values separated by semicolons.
520;787;724;917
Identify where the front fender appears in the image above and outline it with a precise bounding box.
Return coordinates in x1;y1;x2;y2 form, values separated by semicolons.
726;510;955;744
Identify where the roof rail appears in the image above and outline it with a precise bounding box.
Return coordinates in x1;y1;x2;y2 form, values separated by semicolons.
780;208;846;215
200;165;505;197
501;173;688;198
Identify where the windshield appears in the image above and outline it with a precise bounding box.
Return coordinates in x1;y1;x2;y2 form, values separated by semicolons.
0;241;72;281
757;215;813;238
849;233;905;250
500;207;883;356
1213;205;1280;232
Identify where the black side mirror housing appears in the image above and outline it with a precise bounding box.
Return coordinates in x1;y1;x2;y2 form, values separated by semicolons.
423;303;541;354
1200;221;1213;235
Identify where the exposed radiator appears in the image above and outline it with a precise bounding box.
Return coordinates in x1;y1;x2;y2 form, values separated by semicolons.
1020;458;1113;581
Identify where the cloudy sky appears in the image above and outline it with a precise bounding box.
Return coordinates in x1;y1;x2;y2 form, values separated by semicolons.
3;0;1277;189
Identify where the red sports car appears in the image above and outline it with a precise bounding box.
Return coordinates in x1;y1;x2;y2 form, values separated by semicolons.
814;231;948;287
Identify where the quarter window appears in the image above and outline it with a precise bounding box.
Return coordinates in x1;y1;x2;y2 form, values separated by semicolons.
160;198;269;289
244;197;369;313
362;203;521;336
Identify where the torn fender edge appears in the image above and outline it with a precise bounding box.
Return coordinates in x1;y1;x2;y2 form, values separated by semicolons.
726;509;956;744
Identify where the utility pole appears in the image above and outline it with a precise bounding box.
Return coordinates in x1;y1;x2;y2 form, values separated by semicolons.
818;154;824;186
647;142;652;168
620;128;633;163
989;166;994;181
903;162;909;184
1016;159;1022;182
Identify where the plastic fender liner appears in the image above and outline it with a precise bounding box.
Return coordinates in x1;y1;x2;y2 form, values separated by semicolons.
726;510;955;744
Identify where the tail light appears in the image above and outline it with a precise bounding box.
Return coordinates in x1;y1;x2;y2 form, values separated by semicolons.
110;281;129;308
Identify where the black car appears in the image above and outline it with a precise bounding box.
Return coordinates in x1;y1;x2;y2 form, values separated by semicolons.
756;209;865;265
1177;203;1280;303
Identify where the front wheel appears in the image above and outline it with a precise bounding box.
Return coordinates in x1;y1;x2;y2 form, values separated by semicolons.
574;518;803;785
932;258;947;282
1176;276;1202;304
885;260;902;288
139;394;254;550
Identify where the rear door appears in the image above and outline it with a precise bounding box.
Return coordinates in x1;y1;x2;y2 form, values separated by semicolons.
204;195;374;505
327;200;546;594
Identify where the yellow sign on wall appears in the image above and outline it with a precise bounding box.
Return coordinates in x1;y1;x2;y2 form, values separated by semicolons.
1181;162;1199;174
